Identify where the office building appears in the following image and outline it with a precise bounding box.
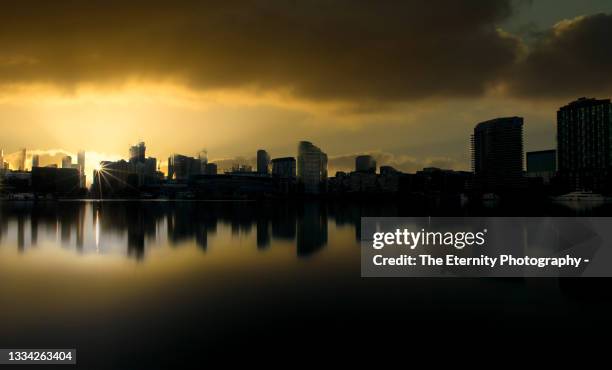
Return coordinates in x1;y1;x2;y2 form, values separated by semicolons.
31;167;80;195
527;150;556;184
92;160;131;195
355;155;377;173
77;151;86;187
18;148;26;171
297;141;328;194
198;150;208;173
272;157;296;179
31;154;40;169
129;142;146;163
557;97;612;190
205;163;217;175
168;154;201;180
61;155;73;169
257;149;271;175
471;117;525;191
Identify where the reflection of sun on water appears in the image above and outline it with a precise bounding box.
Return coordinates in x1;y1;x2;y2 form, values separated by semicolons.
95;210;100;253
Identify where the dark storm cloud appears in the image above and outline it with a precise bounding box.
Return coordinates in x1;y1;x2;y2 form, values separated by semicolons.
1;1;609;102
508;13;612;97
0;0;520;101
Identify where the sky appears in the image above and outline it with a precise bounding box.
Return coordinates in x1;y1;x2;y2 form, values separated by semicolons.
1;0;612;180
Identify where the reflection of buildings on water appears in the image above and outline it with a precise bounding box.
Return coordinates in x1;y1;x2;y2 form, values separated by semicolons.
297;202;327;257
0;200;422;260
257;219;270;250
0;202;87;254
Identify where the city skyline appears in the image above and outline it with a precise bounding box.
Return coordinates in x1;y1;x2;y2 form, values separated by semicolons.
0;95;609;188
1;1;612;177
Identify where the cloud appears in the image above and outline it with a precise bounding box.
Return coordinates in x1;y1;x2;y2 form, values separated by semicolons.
4;149;71;169
508;13;612;97
327;151;462;175
3;149;123;186
0;0;521;103
0;1;609;105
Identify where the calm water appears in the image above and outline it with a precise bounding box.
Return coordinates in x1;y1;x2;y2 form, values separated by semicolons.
1;200;611;369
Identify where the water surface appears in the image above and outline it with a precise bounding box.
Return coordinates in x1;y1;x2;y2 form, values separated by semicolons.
1;200;611;369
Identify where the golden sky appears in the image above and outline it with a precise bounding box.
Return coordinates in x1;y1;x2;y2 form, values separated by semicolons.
1;1;612;179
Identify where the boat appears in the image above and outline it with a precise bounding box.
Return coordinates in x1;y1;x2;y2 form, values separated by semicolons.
552;191;611;202
4;193;36;201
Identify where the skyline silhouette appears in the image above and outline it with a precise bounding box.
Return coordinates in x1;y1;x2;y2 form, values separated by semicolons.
2;1;612;182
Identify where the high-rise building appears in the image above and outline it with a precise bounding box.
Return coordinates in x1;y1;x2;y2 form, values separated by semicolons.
168;154;201;180
355;155;377;173
257;149;271;175
92;160;130;195
205;163;217;175
77;150;86;188
198;150;208;173
31;167;80;195
297;141;328;194
62;155;73;169
557;97;612;190
18;148;26;171
272;157;296;179
31;154;40;169
471;117;524;191
129;142;146;164
527;150;556;184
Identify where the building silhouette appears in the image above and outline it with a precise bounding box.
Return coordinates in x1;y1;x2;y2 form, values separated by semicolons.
62;155;72;169
77;151;86;187
129;142;146;164
271;157;296;179
355;155;377;173
18;148;26;171
205;163;217;175
32;167;80;196
257;149;270;175
168;154;201;180
471;117;525;192
527;149;556;184
198;150;208;173
557;97;612;191
297;141;327;194
31;154;40;168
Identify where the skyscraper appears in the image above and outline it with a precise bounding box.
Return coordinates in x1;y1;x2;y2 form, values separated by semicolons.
297;141;327;194
168;154;201;180
62;155;72;169
129;142;146;163
355;155;377;173
257;149;271;175
272;157;296;179
471;117;524;191
198;150;208;173
31;154;40;168
77;151;86;187
557;97;612;190
18;148;26;171
526;150;556;184
205;163;217;175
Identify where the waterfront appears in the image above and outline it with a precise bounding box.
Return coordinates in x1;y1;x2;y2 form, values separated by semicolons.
1;200;612;368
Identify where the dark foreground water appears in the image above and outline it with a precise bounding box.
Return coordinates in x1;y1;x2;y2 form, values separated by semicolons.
1;200;611;369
